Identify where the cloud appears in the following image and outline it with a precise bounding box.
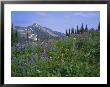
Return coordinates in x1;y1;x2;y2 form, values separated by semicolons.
73;12;99;18
35;12;48;16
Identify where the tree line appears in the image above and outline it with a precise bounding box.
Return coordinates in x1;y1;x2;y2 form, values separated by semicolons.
66;22;100;36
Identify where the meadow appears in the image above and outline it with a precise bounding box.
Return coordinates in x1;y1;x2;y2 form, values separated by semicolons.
11;31;100;77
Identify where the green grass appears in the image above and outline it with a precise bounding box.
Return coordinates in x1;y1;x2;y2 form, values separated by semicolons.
11;31;100;77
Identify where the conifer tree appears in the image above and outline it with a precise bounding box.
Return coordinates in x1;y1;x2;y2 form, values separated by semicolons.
71;28;73;34
77;25;78;34
69;28;70;36
71;28;74;34
66;29;68;36
26;29;29;42
11;23;14;46
11;23;13;31
81;23;84;33
75;29;77;34
98;22;100;31
85;24;88;32
72;28;74;34
11;23;13;37
15;30;18;43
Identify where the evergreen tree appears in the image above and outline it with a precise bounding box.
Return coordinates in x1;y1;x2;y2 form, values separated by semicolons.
75;29;76;34
85;24;88;32
15;30;18;43
80;23;84;33
11;23;13;31
11;23;14;46
77;25;79;34
72;28;74;34
26;29;29;42
69;28;71;36
98;22;100;31
66;29;68;36
71;28;73;34
71;28;74;34
11;23;13;37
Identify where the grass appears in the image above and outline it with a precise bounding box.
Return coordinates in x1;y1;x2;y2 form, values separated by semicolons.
11;31;100;77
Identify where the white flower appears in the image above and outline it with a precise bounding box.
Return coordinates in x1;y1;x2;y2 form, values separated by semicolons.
36;70;41;73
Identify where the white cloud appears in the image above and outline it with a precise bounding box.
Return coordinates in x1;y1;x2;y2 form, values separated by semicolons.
35;12;48;16
73;12;99;18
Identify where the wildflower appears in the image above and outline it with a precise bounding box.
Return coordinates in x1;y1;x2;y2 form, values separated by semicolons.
36;70;41;73
61;59;64;64
65;75;69;77
41;50;49;61
73;44;78;49
73;37;77;42
29;53;36;64
21;63;28;70
49;56;53;61
18;58;22;65
73;37;77;40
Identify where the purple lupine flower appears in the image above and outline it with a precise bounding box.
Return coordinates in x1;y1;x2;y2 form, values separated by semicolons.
29;53;35;64
20;63;28;70
18;58;22;65
73;44;78;49
41;51;48;61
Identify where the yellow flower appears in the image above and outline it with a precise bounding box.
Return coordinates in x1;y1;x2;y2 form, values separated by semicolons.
73;37;77;42
73;38;76;40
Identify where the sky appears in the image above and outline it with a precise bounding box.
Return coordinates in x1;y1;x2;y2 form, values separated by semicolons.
11;11;100;33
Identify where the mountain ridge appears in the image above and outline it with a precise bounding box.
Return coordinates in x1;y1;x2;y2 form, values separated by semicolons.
14;23;65;41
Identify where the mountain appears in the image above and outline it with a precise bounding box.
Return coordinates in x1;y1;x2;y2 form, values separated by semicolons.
14;23;65;41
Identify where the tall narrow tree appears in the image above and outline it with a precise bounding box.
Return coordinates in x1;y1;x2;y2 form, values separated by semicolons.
72;28;74;34
11;23;14;46
71;28;74;34
26;29;29;42
66;29;68;36
15;30;18;43
85;24;88;32
81;23;84;33
71;28;73;34
69;28;71;36
98;22;100;31
11;23;13;31
74;29;76;34
77;25;79;34
11;23;14;36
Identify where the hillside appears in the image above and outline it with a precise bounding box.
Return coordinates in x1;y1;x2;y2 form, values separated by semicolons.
11;31;100;77
14;23;65;42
